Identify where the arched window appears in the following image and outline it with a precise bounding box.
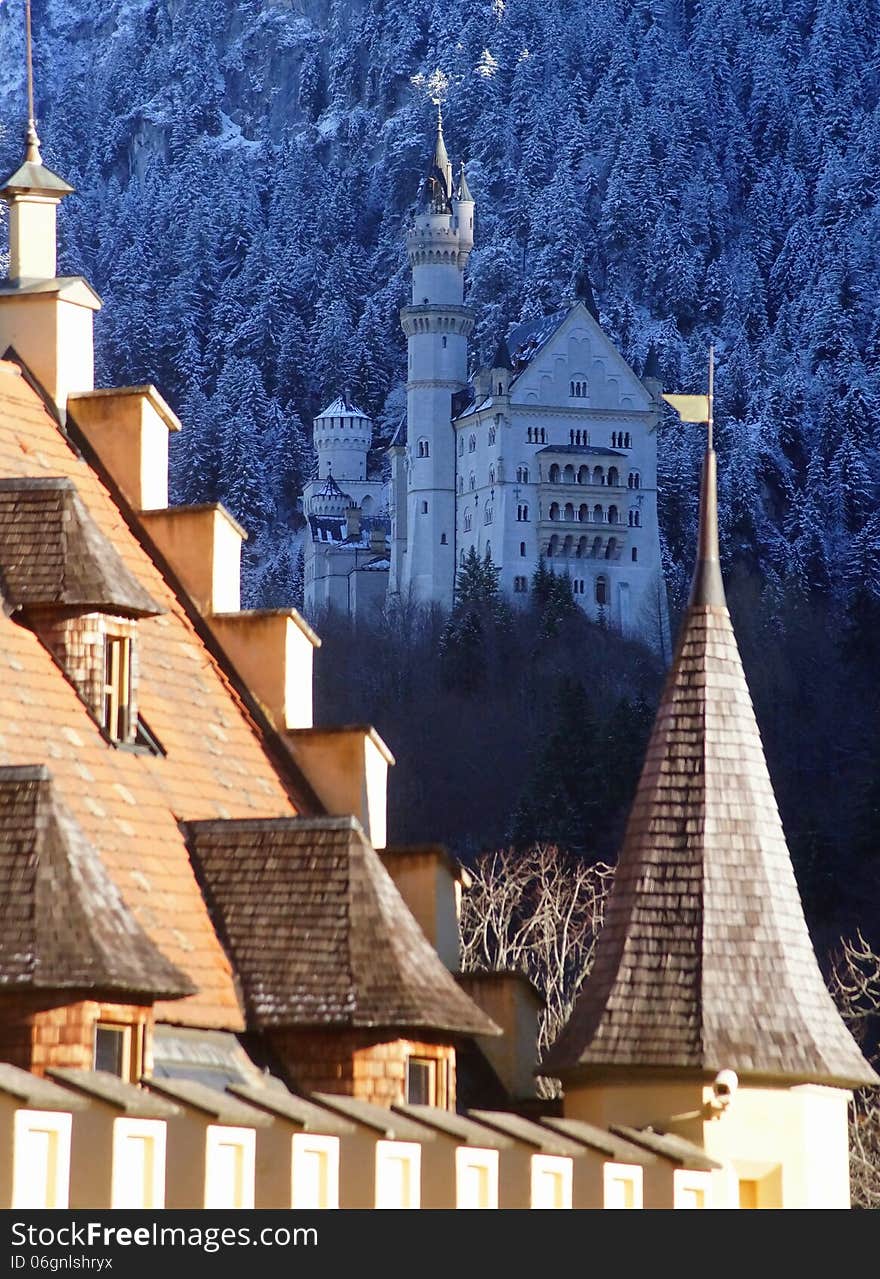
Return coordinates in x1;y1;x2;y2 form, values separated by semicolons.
469;472;476;491
541;429;546;443
517;465;529;483
440;532;447;544
484;504;493;524
418;438;430;458
548;534;559;558
591;536;603;558
631;509;641;527
596;575;608;606
517;504;529;522
605;536;618;560
464;510;472;532
608;505;619;524
489;465;496;486
629;471;641;489
611;432;618;448
577;536;588;557
608;466;619;486
563;534;573;556
520;541;526;556
631;546;638;562
488;425;496;445
577;465;589;484
625;432;631;447
469;434;477;453
549;502;560;521
593;466;604;485
527;428;533;443
569;381;575;397
593;504;604;523
442;336;448;348
578;503;589;522
549;463;560;484
564;502;575;521
564;464;575;483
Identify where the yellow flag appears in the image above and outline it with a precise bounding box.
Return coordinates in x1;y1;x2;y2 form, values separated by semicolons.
661;393;710;423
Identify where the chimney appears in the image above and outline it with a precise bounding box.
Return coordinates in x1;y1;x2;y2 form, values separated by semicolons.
210;610;320;731
284;726;394;849
346;504;361;540
456;972;544;1101
140;505;246;614
378;845;467;971
68;385;181;511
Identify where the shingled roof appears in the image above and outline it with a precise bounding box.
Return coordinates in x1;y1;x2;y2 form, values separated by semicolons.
0;477;162;616
543;447;879;1090
183;816;500;1039
0;765;193;1000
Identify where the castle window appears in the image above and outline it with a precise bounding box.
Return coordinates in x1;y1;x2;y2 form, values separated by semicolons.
549;502;560;521
517;504;529;522
517;465;529;483
520;542;526;556
564;502;575;521
488;425;496;445
608;505;619;524
484;505;493;525
441;533;447;544
629;471;641;489
540;429;546;442
489;465;496;485
464;511;472;532
593;504;604;522
593;466;604;485
549;464;560;484
577;465;589;484
442;336;448;348
547;535;558;558
595;576;608;606
608;467;619;486
632;547;638;562
498;382;503;394
103;635;132;744
606;536;618;559
94;1022;142;1083
418;438;430;458
625;432;631;447
469;434;477;453
578;504;588;522
577;536;587;557
573;579;585;594
457;476;464;494
564;464;575;483
514;576;528;592
591;536;602;557
469;472;476;491
458;437;464;457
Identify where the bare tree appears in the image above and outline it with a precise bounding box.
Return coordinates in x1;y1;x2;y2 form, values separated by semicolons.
829;932;880;1210
459;845;613;1097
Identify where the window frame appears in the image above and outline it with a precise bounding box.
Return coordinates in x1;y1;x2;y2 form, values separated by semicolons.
12;1109;72;1209
529;1154;573;1209
102;633;132;743
291;1132;340;1210
111;1116;166;1209
204;1125;256;1210
603;1161;644;1209
455;1146;499;1210
374;1140;421;1210
673;1168;712;1209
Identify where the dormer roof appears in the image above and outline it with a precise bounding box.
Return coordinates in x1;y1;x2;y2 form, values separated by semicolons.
0;477;163;617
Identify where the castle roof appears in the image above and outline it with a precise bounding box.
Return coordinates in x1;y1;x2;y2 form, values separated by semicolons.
542;443;879;1090
458;162;473;203
183;815;500;1038
317;396;369;421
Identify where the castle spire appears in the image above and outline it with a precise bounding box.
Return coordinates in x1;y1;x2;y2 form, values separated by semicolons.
24;0;41;164
424;101;453;210
542;351;877;1093
458;160;473;203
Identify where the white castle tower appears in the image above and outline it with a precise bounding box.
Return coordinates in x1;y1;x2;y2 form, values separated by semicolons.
394;111;475;609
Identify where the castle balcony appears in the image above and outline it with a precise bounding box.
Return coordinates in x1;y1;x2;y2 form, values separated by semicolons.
542;502;629;528
539;521;627;564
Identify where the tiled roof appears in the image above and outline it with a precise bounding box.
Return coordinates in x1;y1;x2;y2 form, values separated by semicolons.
143;1077;273;1127
183;816;499;1038
0;765;193;1000
609;1126;721;1171
228;1082;355;1135
0;1060;88;1110
543;449;879;1090
392;1104;512;1148
311;1092;436;1140
506;310;568;372
0;477;162;616
47;1068;180;1118
0;359;309;1030
466;1109;584;1156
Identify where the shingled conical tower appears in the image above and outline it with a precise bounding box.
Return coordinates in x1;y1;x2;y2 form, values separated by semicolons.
547;399;877;1208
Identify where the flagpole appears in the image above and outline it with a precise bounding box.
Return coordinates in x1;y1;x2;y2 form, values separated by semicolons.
707;342;714;454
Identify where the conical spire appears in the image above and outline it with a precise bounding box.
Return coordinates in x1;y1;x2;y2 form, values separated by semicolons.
642;343;662;382
490;334;512;371
543;366;878;1091
1;0;73;200
458;161;473;203
574;266;600;322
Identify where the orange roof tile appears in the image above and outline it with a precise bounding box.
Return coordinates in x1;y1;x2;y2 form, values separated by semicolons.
0;360;313;1030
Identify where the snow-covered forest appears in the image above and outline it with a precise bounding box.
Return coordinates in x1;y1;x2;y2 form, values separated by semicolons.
0;0;878;943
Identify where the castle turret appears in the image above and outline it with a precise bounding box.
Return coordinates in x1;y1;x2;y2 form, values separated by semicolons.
312;395;372;483
397;110;475;609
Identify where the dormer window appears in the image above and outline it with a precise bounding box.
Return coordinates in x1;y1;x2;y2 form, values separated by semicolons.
103;634;133;743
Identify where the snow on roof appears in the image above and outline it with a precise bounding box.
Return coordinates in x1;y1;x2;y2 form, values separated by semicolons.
507;309;568;371
317;395;370;420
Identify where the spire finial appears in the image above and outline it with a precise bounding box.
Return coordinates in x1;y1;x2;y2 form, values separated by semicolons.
24;0;42;164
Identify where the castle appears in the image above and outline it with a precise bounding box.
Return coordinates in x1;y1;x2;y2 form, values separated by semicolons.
304;115;670;655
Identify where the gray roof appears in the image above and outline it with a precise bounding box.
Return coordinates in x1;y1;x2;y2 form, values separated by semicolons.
183;816;499;1038
540;1117;655;1164
392;1104;512;1148
466;1110;583;1156
0;766;194;1000
0;478;162;616
609;1126;721;1171
507;311;568;371
47;1069;180;1118
143;1077;273;1127
311;1093;436;1141
0;1061;88;1110
228;1083;355;1135
1;157;73;197
536;445;627;457
543;448;879;1090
